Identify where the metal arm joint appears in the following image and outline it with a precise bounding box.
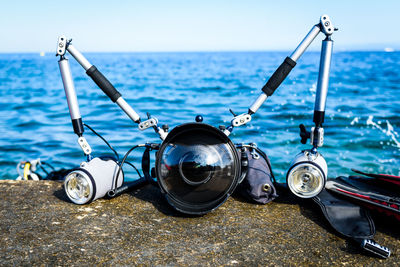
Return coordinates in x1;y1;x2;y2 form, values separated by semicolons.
319;14;337;37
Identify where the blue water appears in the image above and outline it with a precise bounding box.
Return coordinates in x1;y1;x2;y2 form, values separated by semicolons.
1;51;399;181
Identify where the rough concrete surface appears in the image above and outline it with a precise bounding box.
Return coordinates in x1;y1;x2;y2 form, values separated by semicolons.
0;180;398;266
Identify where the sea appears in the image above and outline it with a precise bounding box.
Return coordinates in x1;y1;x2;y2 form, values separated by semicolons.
0;51;399;181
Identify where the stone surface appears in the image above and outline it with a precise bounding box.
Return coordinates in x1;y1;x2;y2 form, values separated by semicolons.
0;180;399;266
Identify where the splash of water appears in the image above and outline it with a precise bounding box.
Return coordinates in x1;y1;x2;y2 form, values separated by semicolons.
378;158;396;163
309;82;317;93
366;115;400;148
350;117;359;125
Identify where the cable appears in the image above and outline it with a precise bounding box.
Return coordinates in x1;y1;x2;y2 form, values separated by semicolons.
124;161;143;179
83;123;148;189
42;161;55;171
113;144;146;189
83;123;119;160
39;164;50;176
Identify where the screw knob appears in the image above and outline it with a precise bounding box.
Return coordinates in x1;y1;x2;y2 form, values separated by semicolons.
195;115;203;123
299;124;310;144
162;124;169;132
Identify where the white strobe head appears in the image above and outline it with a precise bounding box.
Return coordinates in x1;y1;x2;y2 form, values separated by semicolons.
64;157;123;204
286;150;327;198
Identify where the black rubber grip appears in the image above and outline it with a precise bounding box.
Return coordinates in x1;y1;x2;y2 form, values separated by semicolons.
72;118;84;136
86;66;121;102
262;57;296;96
313;110;325;126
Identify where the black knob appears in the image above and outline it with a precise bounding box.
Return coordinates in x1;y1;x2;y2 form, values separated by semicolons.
240;148;248;167
219;125;226;131
299;124;310;144
162;124;169;132
195;115;203;123
151;167;156;178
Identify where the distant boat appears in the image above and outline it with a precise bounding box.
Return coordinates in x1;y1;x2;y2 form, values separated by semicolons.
384;47;394;52
40;52;46;57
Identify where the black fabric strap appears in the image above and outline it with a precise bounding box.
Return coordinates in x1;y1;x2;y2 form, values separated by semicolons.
141;146;157;186
313;189;375;239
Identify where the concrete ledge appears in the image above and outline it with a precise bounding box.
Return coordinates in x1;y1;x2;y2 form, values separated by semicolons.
0;180;398;266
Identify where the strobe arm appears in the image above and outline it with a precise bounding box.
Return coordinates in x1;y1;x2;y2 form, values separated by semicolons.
57;38;92;156
310;36;333;149
56;36;168;140
297;16;335;149
225;15;336;136
58;56;84;136
65;42;141;123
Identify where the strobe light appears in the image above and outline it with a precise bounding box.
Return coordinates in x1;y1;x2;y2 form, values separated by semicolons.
64;157;123;204
286;150;327;198
155;123;241;215
282;15;335;199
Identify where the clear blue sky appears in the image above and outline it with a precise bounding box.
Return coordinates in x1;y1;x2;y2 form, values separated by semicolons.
1;0;399;52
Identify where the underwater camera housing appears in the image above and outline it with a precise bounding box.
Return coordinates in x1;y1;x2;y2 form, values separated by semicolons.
155;123;241;214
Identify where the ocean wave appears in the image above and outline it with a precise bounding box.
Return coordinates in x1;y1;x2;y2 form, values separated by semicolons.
1;51;400;180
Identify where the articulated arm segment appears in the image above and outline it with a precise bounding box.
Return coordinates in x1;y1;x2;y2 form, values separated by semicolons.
65;43;141;123
57;36;168;140
57;36;141;123
57;50;92;156
298;15;336;150
225;15;336;136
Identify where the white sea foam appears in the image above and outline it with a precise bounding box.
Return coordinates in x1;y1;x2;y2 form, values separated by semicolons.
366;115;400;148
386;120;399;137
378;158;396;163
309;82;317;93
350;117;359;125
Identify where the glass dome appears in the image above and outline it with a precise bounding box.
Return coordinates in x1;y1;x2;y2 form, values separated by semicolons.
156;123;240;214
287;163;325;198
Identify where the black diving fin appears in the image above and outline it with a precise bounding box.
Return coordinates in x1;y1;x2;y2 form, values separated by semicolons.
325;177;400;220
351;168;400;186
313;189;390;258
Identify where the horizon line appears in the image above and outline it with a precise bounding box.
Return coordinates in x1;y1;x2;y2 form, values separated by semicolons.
0;48;398;54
